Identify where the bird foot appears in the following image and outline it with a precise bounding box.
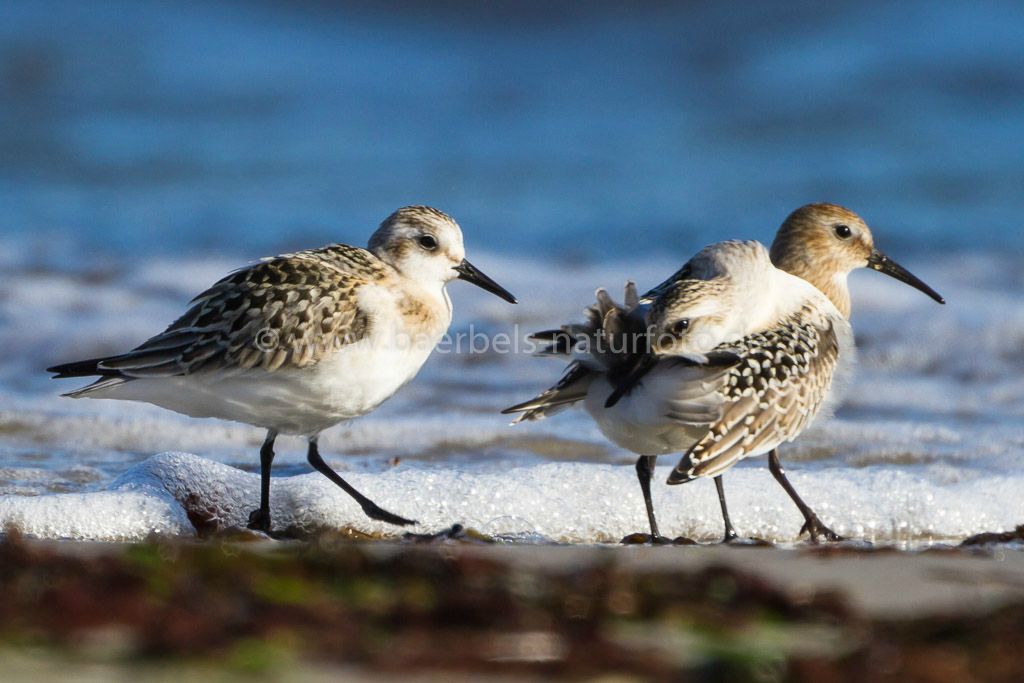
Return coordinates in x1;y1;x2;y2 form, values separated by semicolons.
361;501;418;527
620;533;697;546
246;508;272;533
799;516;843;543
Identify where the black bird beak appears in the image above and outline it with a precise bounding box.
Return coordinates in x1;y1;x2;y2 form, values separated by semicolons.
454;259;517;304
866;249;945;304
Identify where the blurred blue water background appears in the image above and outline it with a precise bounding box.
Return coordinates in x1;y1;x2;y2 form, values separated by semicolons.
3;0;1023;264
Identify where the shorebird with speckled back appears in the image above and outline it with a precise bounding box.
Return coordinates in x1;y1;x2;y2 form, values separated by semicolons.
504;205;944;543
49;206;517;534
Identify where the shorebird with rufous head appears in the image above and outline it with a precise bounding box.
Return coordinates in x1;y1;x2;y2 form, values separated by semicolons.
49;206;517;534
505;204;943;543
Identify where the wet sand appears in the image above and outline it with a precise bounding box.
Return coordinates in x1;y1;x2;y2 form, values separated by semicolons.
2;531;1023;681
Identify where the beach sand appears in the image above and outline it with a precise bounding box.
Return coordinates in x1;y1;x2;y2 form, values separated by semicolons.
2;531;1023;681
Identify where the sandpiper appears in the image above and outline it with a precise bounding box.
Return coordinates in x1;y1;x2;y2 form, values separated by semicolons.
49;206;517;533
505;205;944;543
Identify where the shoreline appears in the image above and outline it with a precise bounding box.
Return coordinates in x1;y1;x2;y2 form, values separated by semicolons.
8;531;1024;619
3;533;1024;680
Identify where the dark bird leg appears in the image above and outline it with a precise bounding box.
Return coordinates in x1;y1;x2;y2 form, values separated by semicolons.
307;438;417;526
714;476;739;543
247;429;277;533
768;449;842;543
621;455;671;544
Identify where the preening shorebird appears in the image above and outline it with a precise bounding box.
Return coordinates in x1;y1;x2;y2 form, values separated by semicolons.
504;204;944;543
49;206;517;534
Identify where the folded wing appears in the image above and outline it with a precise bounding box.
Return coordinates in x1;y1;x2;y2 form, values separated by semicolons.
48;245;386;392
667;313;841;484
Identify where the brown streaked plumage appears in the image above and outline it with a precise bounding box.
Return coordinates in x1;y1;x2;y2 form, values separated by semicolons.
616;247;851;543
506;240;840;542
91;243;386;377
505;208;944;544
48;205;517;536
666;303;841;482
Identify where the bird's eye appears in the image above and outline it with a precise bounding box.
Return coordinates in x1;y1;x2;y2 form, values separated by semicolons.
834;224;853;239
418;234;438;251
671;319;690;336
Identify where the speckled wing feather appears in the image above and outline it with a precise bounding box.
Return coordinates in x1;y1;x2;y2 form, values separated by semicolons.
94;244;389;377
502;361;595;423
666;308;841;484
503;282;644;421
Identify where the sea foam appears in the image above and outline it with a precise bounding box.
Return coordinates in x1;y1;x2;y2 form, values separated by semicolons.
1;451;1021;544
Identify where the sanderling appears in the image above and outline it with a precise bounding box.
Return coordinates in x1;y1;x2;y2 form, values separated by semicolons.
505;205;944;543
49;206;517;533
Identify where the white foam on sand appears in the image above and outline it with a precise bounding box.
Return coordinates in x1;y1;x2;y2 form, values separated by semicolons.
1;451;1021;544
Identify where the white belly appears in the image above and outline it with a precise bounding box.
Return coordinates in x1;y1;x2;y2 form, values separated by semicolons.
583;374;710;456
93;336;438;436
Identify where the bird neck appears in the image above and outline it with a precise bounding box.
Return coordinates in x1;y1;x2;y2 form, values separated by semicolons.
772;253;852;320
